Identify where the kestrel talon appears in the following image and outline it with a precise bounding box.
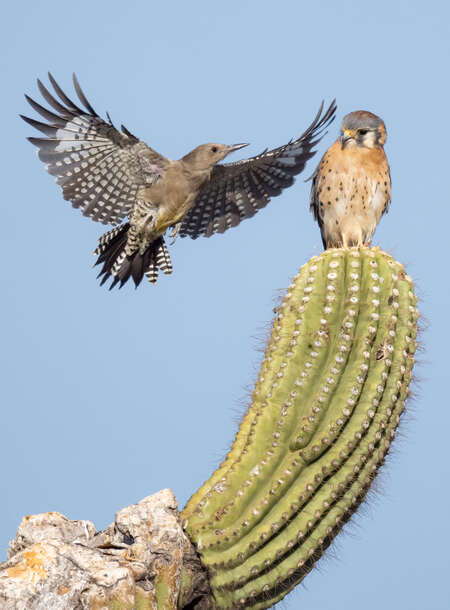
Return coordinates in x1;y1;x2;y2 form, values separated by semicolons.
310;110;391;248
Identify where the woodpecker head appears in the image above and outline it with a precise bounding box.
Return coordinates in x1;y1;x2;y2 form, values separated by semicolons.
182;142;249;170
340;111;386;149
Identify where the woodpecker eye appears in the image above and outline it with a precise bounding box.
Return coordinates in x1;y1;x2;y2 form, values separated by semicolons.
358;129;369;136
211;146;218;153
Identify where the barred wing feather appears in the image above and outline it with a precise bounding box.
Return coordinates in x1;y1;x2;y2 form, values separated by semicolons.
179;100;337;239
22;73;168;226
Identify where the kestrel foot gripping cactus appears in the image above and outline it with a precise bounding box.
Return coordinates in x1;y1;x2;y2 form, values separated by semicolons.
182;247;418;609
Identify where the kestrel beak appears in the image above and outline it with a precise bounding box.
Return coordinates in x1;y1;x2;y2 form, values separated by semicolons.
341;129;355;148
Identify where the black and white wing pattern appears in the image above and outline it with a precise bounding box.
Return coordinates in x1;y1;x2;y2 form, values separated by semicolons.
179;100;337;239
22;73;168;225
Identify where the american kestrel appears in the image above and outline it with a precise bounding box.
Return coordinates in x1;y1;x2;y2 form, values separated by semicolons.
22;73;336;289
310;111;390;248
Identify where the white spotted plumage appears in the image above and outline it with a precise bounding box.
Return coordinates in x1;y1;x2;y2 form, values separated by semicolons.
23;74;337;288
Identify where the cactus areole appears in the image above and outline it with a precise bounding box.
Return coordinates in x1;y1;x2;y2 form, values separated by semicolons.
182;247;418;609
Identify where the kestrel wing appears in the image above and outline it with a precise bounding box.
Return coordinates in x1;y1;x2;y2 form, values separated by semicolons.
21;73;169;225
179;100;337;239
308;154;329;249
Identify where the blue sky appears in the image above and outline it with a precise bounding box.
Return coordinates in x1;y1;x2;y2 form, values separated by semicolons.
1;1;449;608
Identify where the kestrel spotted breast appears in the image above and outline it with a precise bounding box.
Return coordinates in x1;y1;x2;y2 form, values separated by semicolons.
310;111;390;248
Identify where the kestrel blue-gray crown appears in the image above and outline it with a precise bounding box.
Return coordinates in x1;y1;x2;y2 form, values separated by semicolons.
341;110;387;148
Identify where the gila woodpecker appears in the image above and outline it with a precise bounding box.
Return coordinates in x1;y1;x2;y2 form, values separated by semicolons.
22;73;336;288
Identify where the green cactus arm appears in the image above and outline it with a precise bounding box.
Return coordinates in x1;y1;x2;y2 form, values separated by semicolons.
181;247;418;610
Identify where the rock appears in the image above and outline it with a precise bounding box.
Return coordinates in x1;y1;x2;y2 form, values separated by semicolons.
0;490;212;609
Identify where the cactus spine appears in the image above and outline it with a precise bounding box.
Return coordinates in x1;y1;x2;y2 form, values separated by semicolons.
182;247;418;609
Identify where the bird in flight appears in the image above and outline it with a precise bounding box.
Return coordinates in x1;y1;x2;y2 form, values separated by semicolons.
309;110;391;248
22;73;336;289
22;73;336;288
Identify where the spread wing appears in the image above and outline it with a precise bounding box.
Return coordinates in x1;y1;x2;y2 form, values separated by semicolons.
179;100;337;239
21;73;168;225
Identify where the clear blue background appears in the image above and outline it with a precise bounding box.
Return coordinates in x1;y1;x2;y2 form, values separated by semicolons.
2;1;448;608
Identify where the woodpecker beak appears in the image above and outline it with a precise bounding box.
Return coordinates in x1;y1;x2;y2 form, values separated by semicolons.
341;129;355;148
226;143;249;153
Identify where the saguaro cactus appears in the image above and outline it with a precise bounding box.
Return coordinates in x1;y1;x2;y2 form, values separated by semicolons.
182;247;418;609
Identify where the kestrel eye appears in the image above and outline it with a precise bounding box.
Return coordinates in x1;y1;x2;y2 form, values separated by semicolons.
211;146;218;153
358;129;368;136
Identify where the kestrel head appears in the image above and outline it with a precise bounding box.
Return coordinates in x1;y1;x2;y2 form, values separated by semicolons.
340;111;386;149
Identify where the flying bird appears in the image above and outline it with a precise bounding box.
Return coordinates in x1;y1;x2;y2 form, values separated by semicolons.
309;110;390;248
22;73;336;288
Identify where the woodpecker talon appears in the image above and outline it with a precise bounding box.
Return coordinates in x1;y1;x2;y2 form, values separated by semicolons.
169;222;182;244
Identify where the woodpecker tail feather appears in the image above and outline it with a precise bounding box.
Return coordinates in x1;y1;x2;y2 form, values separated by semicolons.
94;225;173;289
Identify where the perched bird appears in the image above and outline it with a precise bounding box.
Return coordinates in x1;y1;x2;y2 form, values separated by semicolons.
309;110;391;248
22;73;336;288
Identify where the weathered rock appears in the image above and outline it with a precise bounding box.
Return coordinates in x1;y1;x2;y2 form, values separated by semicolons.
0;490;212;609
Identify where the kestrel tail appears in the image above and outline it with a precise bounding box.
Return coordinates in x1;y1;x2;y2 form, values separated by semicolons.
309;110;391;249
21;73;336;289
